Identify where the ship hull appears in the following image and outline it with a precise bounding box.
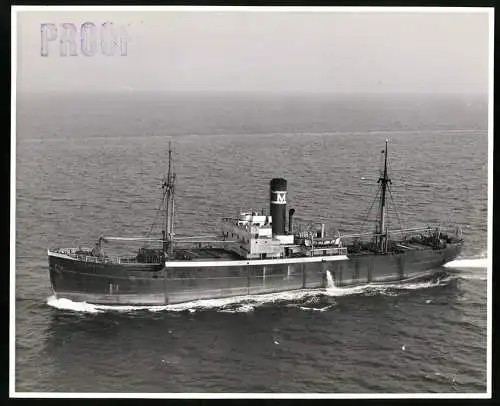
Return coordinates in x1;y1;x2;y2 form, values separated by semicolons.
331;243;461;286
48;243;462;306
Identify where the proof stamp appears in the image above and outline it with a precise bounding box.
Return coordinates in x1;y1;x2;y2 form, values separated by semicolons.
40;21;128;57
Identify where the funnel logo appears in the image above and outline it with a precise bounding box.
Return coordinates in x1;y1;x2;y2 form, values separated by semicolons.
271;191;287;204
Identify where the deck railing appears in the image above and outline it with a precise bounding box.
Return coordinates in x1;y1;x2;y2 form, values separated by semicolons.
309;247;348;256
49;248;162;265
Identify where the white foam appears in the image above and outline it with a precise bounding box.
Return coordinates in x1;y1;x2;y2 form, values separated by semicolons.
456;272;487;281
323;269;449;297
46;289;326;314
46;295;104;314
381;278;449;290
444;258;488;269
325;270;366;296
219;304;255;313
152;289;326;313
324;276;448;298
326;284;368;297
298;304;335;312
326;270;335;289
46;273;452;314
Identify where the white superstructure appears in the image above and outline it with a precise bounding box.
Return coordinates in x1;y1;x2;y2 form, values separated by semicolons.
221;211;346;260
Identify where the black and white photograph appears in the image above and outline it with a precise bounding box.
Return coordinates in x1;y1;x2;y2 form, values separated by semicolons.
12;6;492;397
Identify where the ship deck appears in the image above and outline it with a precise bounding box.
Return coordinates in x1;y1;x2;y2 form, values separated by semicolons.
346;240;462;256
173;248;244;261
49;247;244;264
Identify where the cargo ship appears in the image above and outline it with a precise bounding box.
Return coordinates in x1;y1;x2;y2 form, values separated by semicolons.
47;140;463;305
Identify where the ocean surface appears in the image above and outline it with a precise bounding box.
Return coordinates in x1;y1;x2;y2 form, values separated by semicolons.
15;92;488;394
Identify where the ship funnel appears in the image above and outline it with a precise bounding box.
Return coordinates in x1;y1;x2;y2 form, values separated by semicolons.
270;178;287;235
288;209;295;233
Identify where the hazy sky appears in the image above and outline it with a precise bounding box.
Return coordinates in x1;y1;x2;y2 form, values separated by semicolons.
16;9;491;94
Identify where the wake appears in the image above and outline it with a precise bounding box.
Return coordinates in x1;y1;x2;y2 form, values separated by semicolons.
441;253;488;282
444;258;488;269
443;251;488;280
47;290;332;315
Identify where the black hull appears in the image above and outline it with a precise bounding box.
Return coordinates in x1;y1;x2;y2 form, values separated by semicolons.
48;243;462;306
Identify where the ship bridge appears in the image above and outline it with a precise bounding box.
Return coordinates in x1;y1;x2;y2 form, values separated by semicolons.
221;211;287;259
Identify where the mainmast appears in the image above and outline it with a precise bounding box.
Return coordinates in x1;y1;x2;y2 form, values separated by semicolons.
163;141;176;257
377;139;391;252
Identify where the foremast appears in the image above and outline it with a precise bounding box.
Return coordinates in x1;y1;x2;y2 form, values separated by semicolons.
377;139;391;252
163;141;176;258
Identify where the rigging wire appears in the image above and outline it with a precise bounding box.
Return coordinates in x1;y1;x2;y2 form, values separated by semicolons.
146;181;168;240
387;184;405;233
386;156;411;229
354;147;386;236
359;186;381;236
